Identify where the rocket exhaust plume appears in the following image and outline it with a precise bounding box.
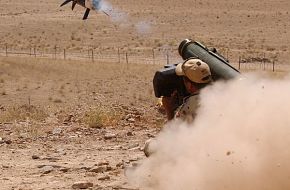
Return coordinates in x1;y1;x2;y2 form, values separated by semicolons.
60;0;109;19
92;0;109;17
94;0;152;35
61;0;152;34
127;73;290;190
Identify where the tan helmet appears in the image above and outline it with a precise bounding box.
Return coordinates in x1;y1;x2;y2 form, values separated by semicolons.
175;58;212;84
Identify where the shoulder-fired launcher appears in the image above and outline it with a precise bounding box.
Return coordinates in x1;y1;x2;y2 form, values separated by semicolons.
153;39;240;98
178;39;240;80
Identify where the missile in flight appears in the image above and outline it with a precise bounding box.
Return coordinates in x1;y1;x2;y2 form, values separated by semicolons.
60;0;109;20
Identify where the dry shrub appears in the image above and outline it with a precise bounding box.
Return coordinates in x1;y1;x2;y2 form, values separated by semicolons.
13;120;45;139
0;104;48;123
82;106;122;128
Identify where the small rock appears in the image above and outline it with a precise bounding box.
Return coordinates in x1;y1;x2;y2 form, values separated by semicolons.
226;151;233;156
126;131;133;136
127;118;135;123
42;165;54;174
143;138;158;157
116;162;123;168
89;166;107;173
4;139;12;144
98;175;110;181
128;143;139;150
80;166;91;171
37;165;46;168
96;161;109;166
129;158;138;162
52;128;62;135
72;181;93;189
132;162;140;167
104;133;116;140
63;114;74;123
2;165;9;169
106;166;113;171
55;148;67;156
60;167;69;172
42;157;60;162
124;114;134;120
113;145;122;150
32;155;40;160
147;133;155;138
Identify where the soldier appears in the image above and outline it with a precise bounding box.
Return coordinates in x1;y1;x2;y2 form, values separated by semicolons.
162;58;212;122
144;58;212;157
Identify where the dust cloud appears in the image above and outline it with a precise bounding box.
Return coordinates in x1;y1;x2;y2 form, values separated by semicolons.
128;73;290;190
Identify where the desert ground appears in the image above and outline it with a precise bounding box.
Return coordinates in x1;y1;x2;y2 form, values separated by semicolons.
0;0;290;189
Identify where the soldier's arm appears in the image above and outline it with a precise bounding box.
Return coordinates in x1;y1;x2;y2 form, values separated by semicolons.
162;91;178;120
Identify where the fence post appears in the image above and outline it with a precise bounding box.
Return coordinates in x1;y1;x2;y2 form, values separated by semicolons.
263;53;266;70
238;56;241;70
30;48;32;57
125;52;129;64
88;48;90;59
166;51;169;65
63;49;66;60
118;48;120;63
34;47;36;58
54;45;57;59
272;60;275;72
5;44;8;57
152;49;155;64
92;49;94;62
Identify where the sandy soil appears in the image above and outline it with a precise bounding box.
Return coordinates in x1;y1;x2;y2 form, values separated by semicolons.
0;57;164;190
0;0;290;189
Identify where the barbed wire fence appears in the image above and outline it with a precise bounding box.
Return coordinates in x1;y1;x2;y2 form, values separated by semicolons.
216;48;290;72
0;44;183;65
0;44;289;72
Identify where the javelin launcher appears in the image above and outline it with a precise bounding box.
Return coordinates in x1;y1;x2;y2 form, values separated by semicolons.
153;39;240;98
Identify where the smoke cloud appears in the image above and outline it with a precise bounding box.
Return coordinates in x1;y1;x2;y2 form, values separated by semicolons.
135;21;151;36
128;73;290;190
92;0;152;35
92;0;102;10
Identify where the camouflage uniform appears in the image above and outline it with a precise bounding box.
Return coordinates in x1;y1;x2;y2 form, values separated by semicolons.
175;94;199;123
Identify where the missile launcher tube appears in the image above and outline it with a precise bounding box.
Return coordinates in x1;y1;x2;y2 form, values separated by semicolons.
178;39;240;80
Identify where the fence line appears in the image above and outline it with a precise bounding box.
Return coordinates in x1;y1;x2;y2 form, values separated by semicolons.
0;45;289;72
0;45;183;65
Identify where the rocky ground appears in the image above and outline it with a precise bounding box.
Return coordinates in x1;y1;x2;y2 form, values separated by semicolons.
0;57;164;190
0;122;158;190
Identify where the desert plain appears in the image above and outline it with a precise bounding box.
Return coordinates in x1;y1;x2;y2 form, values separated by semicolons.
0;0;290;189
